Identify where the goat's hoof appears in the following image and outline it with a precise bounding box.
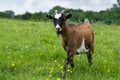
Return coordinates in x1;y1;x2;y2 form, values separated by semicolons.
62;71;66;78
89;63;92;67
70;63;74;68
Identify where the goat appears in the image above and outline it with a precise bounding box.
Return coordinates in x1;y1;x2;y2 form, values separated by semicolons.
46;10;94;77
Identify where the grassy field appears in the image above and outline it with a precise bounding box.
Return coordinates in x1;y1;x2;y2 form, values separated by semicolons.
0;19;120;80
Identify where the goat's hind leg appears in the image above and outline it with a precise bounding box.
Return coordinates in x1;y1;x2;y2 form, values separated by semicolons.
86;51;92;66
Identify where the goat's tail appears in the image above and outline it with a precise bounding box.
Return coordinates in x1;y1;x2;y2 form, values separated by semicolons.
84;18;89;24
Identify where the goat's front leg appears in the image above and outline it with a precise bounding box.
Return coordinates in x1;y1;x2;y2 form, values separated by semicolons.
70;57;74;68
62;56;69;77
62;52;75;77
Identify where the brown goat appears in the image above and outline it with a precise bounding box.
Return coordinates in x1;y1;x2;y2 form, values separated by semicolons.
46;10;94;77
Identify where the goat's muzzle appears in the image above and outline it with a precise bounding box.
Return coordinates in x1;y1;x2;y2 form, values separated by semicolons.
55;27;61;34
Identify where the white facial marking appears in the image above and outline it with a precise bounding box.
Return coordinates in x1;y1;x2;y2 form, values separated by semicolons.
77;37;89;53
55;24;62;31
55;13;61;19
56;24;60;28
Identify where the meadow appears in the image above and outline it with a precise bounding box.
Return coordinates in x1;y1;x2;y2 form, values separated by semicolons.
0;19;120;80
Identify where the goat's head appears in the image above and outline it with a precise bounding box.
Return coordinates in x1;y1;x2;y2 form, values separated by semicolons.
46;10;72;34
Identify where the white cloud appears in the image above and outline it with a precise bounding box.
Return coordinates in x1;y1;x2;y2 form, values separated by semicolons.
0;0;117;14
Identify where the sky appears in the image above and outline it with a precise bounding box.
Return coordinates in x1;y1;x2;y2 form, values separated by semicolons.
0;0;117;15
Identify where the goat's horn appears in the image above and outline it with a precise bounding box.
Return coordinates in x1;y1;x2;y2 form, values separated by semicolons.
55;10;58;14
61;10;65;13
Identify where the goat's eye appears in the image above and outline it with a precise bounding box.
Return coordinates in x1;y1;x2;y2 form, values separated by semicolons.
53;18;57;24
60;17;65;21
53;18;56;21
59;18;65;23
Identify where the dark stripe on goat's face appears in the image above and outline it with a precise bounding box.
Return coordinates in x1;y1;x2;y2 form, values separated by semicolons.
53;13;66;34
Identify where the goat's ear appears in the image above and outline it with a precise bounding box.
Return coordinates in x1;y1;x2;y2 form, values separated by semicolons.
46;14;53;19
66;13;72;19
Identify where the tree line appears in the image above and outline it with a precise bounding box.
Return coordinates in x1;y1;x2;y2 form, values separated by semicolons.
0;0;120;25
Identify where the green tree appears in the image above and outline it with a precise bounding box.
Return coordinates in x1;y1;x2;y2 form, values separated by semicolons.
22;11;32;20
49;6;65;14
31;12;47;21
112;0;120;25
0;10;14;18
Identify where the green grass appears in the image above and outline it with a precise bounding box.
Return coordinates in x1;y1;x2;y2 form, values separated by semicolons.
0;19;120;80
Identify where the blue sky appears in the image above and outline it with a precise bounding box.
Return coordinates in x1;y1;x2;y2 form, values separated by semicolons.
0;0;117;14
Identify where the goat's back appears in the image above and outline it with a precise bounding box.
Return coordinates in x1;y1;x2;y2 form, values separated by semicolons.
76;23;94;51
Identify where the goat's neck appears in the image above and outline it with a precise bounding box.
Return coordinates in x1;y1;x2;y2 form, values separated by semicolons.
61;22;70;38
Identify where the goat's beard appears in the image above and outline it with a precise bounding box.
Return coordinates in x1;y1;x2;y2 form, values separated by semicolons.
55;30;61;37
56;30;61;34
57;34;60;38
56;32;61;38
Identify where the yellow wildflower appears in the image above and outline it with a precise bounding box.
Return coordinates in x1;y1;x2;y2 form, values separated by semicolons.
15;30;18;32
50;68;54;73
38;36;40;38
46;78;49;80
51;68;54;70
53;45;56;48
107;69;110;73
12;63;15;67
54;60;57;62
58;64;61;67
67;69;70;72
70;70;73;73
104;60;107;63
20;55;23;58
118;67;120;70
56;78;61;80
60;66;63;69
49;75;52;78
36;68;38;71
